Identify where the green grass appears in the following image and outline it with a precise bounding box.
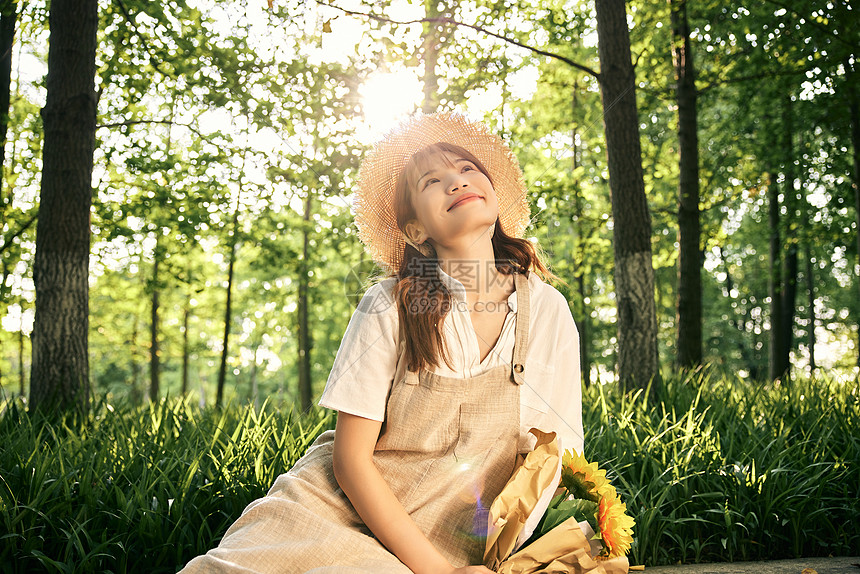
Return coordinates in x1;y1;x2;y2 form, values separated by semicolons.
0;371;857;572
586;370;860;566
0;398;334;573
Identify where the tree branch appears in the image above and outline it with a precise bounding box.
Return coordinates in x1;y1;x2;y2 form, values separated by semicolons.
758;0;858;52
697;65;817;94
318;1;601;80
0;212;37;255
96;118;206;138
113;0;174;80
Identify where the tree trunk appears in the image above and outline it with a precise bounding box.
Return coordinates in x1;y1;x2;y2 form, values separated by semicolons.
571;88;591;387
576;272;591;387
767;168;784;382
131;319;142;404
778;97;798;380
18;314;25;396
0;0;17;184
297;191;313;412
149;247;160;402
594;0;660;393
181;302;189;395
806;244;816;373
848;64;860;368
149;100;177;402
670;0;702;368
0;262;4;392
29;0;97;414
216;203;240;408
781;239;798;375
421;0;441;113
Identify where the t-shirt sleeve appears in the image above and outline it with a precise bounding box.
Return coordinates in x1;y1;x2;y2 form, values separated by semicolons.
318;280;399;421
547;294;585;455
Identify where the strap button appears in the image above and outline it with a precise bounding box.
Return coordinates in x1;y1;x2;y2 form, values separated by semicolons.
513;363;524;373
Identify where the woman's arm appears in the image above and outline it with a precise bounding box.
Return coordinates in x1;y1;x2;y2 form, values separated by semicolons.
332;412;492;574
550;295;584;456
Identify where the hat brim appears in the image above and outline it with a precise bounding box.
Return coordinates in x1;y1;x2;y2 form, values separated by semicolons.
355;112;531;274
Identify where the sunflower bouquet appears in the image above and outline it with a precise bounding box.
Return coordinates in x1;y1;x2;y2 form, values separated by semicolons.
484;430;636;574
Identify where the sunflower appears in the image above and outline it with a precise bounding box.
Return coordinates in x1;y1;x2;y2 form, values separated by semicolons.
530;449;635;559
560;449;610;503
596;487;635;558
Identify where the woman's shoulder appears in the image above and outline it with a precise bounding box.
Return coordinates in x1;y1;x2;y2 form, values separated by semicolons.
355;277;399;318
526;271;570;311
526;271;577;331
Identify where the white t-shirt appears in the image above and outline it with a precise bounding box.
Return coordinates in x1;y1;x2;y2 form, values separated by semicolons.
318;267;584;454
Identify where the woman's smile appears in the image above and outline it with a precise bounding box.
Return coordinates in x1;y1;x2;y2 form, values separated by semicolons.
447;193;483;211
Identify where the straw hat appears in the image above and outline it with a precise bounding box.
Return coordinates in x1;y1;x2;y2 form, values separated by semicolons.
354;112;531;274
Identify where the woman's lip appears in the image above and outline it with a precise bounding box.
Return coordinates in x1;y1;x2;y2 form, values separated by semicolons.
447;194;483;211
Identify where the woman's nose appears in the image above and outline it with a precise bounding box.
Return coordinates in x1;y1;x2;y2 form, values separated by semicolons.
446;174;468;194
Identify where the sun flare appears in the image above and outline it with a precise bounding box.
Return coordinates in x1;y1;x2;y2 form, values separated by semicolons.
357;69;423;143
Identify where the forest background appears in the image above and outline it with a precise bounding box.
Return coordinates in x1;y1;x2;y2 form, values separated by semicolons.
0;0;858;571
0;0;858;411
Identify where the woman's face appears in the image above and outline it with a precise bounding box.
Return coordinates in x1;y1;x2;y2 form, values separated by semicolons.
404;149;499;250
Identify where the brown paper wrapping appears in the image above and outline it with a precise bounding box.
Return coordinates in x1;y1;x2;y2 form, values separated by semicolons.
496;517;629;574
484;430;561;569
484;429;630;574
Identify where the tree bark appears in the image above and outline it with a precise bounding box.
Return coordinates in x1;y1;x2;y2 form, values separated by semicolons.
781;239;798;376
421;0;441;113
29;0;98;414
806;243;816;373
181;302;190;395
848;64;860;368
18;313;25;396
297;191;313;412
216;204;240;408
0;0;17;185
670;0;702;368
576;271;591;387
571;88;591;387
131;319;142;404
595;0;660;392
149;247;160;402
767;168;784;382
778;97;797;380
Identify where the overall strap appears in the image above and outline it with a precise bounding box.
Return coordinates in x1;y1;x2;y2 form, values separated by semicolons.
511;271;531;385
404;370;420;385
401;338;420;385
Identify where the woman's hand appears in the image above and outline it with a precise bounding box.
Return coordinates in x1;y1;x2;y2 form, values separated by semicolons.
449;567;495;574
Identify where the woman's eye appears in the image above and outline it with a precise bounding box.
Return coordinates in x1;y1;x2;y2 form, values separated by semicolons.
462;165;474;172
422;178;439;190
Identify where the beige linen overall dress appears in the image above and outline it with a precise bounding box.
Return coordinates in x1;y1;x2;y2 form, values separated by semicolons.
182;271;532;573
